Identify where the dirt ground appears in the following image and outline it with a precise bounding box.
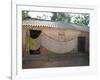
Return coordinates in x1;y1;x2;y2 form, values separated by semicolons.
22;52;89;69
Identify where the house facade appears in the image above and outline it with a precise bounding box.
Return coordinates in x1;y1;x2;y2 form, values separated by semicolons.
22;20;89;57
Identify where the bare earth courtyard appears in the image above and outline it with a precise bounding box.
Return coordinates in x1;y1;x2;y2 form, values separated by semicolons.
22;52;89;69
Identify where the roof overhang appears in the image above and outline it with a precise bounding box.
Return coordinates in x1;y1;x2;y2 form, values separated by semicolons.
22;20;89;32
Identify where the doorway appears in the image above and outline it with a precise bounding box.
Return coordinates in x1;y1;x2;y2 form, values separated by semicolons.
29;30;42;55
78;37;86;52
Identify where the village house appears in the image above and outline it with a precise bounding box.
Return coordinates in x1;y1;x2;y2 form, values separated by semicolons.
22;20;89;58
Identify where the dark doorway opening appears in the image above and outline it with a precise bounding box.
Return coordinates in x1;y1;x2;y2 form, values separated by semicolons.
29;30;41;55
29;48;40;55
30;30;41;39
78;37;86;52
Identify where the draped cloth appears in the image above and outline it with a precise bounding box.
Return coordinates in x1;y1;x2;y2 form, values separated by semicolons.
29;30;41;50
28;30;77;54
41;33;77;54
29;36;41;50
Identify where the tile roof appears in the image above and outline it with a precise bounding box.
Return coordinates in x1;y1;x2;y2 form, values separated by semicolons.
22;20;89;32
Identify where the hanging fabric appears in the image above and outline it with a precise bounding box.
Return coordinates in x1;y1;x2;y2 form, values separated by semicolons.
41;33;77;54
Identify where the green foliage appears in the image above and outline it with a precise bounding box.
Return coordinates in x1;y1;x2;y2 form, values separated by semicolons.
51;12;89;26
73;14;89;26
22;10;31;20
22;10;89;26
51;12;71;23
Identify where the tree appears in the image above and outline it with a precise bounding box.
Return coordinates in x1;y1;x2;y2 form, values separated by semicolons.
51;12;71;23
51;12;89;26
22;10;31;20
73;14;89;26
22;11;89;26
